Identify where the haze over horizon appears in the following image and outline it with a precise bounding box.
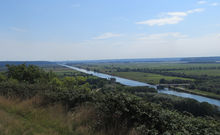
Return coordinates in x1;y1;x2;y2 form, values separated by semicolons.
1;0;220;61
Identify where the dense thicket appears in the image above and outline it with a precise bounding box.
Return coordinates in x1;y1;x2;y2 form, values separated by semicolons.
135;92;220;117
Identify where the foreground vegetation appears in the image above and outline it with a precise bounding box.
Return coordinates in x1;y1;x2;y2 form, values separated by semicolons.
0;64;220;135
0;96;76;135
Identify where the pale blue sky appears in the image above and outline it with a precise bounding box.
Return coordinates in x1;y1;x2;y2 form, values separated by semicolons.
0;0;220;60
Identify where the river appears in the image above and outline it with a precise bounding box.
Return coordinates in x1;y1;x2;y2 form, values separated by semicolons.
60;64;220;107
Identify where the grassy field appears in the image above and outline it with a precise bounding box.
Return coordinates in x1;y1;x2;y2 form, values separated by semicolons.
170;69;220;76
116;62;220;70
111;71;193;84
74;62;220;70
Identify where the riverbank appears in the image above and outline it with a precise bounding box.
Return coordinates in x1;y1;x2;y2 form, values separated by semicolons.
170;86;220;100
96;70;220;100
61;65;220;107
112;72;220;100
94;70;220;101
102;71;220;101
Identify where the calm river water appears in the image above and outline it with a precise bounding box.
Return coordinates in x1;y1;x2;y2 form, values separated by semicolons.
60;64;220;107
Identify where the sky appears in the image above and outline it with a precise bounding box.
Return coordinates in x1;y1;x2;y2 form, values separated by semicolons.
0;0;220;61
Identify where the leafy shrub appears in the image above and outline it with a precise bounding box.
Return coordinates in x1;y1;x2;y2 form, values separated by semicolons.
43;87;95;109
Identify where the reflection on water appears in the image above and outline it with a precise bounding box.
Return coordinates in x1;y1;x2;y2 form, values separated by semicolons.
60;64;220;107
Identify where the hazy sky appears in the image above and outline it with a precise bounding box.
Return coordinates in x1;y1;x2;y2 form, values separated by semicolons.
1;0;220;61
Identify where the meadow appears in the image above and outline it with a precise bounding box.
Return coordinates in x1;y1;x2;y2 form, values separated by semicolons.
111;71;193;84
170;69;220;76
74;62;220;70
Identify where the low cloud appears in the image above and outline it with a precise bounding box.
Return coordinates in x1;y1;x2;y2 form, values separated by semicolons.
197;1;207;5
136;8;204;26
93;32;122;40
166;12;187;16
136;16;184;26
197;1;219;6
187;8;204;14
138;32;188;40
9;27;27;32
210;2;219;6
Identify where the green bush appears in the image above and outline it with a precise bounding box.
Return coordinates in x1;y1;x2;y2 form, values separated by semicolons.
6;64;53;84
94;91;220;135
0;73;6;82
136;92;220;117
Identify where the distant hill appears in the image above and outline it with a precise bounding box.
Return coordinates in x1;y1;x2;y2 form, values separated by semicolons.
60;58;182;64
0;61;55;66
2;56;220;66
180;57;220;63
61;57;220;64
